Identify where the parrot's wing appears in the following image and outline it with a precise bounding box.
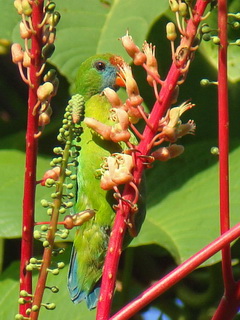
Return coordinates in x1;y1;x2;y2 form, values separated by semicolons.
67;246;100;310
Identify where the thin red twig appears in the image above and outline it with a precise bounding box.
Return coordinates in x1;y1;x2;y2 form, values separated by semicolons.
110;223;240;320
212;0;240;318
19;1;44;316
217;0;234;289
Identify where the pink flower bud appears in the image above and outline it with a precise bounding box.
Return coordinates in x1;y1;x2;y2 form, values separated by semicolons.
84;117;112;140
64;210;95;229
20;21;32;39
142;41;160;86
120;64;143;107
38;112;51;127
151;144;184;161
103;88;123;108
37;82;54;102
11;43;24;64
41;166;60;186
23;51;31;67
121;32;146;65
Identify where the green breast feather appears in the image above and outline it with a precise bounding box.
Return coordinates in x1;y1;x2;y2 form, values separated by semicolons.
67;54;146;310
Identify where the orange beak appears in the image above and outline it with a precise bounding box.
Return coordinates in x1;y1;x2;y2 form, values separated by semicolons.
110;55;126;87
115;72;126;87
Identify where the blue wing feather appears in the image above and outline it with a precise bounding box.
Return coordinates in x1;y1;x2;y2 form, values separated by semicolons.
67;246;99;310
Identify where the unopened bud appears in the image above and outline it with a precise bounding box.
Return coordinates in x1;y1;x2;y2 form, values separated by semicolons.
166;22;177;41
121;33;146;65
152;144;184;161
121;64;143;106
179;3;188;17
45;2;56;13
14;0;23;14
42;43;55;60
103;88;123;108
142;41;160;86
64;210;96;229
23;51;31;68
169;0;179;12
41;166;60;186
38;111;51;126
11;43;24;64
37;82;54;102
22;0;32;16
43;69;57;82
20;21;31;39
47;11;61;28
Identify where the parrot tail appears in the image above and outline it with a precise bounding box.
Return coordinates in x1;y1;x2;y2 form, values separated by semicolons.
67;248;100;310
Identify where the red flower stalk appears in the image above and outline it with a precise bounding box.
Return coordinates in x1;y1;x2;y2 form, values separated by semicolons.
96;1;211;319
19;1;44;317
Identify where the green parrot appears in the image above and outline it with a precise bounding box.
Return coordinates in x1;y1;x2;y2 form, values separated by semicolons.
67;54;146;310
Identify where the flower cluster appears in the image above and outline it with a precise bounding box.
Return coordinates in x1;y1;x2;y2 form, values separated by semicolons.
12;1;61;136
84;31;196;192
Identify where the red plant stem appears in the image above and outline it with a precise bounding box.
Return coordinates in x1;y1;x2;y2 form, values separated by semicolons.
211;1;240;319
110;223;240;320
19;1;44;316
96;1;210;319
217;0;235;294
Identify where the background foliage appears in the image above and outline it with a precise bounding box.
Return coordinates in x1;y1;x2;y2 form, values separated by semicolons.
0;0;240;319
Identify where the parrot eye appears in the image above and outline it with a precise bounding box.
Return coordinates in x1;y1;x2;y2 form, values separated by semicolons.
94;61;106;71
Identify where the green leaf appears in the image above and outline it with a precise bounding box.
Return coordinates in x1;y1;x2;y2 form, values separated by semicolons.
1;0;168;82
50;0;169;81
0;258;96;320
197;0;240;83
132;142;240;266
0;150;51;238
0;1;19;40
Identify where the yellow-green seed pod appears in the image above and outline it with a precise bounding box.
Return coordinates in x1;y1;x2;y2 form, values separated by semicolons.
43;240;50;247
42;43;55;60
37;82;54;102
22;0;32;16
212;36;220;45
14;0;23;15
45;2;56;13
47;11;61;27
169;0;179;12
179;3;188;17
30;257;38;264
166;22;177;41
32;305;39;312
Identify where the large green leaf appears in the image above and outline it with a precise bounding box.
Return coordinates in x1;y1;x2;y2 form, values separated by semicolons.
51;0;169;81
0;258;96;320
0;0;169;82
132;142;240;266
0;150;51;238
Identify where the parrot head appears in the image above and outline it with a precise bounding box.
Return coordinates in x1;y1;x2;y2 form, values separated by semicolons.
73;53;125;100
